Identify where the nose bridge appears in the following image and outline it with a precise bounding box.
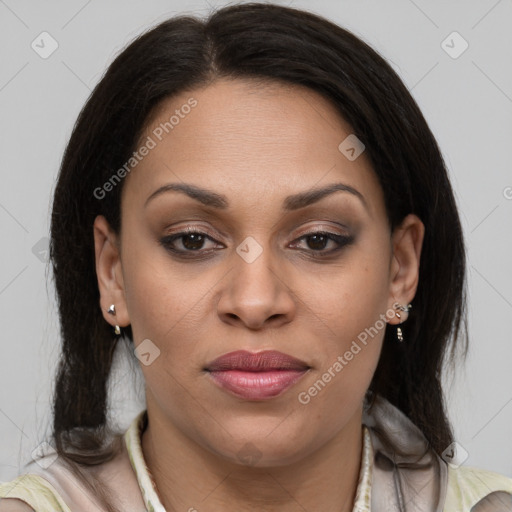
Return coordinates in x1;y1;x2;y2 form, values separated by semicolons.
217;235;295;328
233;235;282;302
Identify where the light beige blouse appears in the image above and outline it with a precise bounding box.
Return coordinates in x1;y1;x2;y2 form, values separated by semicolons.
1;397;512;511
0;409;371;512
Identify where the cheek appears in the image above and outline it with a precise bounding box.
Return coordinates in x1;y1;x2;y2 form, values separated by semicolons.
296;303;386;427
294;242;390;398
300;247;390;330
293;325;384;451
121;240;220;389
121;234;200;340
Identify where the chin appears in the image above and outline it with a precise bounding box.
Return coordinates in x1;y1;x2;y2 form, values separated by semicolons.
204;423;324;469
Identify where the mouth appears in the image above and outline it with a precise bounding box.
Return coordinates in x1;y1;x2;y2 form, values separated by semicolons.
204;350;310;400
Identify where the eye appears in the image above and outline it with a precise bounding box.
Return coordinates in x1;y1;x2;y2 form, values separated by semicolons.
159;227;354;260
290;231;354;256
160;229;223;257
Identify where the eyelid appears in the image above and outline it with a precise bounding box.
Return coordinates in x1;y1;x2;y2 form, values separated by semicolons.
164;223;224;240
163;221;349;243
293;221;350;237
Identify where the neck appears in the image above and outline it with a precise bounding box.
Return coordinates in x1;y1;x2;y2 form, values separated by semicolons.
141;405;364;512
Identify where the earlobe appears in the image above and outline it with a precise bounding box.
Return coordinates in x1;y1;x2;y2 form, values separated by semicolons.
387;213;425;323
93;215;130;329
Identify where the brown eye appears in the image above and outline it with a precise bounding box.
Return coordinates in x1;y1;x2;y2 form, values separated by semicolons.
160;230;223;258
180;233;206;250
305;233;330;250
290;231;354;257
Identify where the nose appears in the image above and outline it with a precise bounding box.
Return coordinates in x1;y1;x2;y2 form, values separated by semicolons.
216;242;296;330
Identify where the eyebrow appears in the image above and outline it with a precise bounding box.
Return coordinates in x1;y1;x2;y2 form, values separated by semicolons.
144;182;367;211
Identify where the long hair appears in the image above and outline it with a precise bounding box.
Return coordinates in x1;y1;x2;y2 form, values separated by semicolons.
47;3;467;510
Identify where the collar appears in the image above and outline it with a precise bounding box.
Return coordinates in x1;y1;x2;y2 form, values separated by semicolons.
124;410;373;512
362;393;448;512
124;409;165;512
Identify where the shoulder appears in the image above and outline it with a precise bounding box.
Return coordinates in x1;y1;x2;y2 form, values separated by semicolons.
0;430;146;512
444;464;512;510
0;473;68;512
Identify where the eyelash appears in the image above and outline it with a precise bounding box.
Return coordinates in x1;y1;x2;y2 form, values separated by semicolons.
159;228;354;260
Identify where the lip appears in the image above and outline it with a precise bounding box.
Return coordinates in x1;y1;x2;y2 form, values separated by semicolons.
205;350;310;400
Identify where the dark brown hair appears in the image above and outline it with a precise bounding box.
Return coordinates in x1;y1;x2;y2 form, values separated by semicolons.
45;3;467;510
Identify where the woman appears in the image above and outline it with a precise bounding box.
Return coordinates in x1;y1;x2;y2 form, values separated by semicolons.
1;2;511;511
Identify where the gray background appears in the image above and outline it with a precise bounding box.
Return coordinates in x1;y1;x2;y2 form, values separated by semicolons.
1;0;511;481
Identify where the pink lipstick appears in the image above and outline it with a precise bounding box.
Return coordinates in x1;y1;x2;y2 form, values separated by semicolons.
205;350;310;400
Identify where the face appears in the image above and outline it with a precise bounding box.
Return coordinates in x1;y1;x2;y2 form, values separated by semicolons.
94;78;423;467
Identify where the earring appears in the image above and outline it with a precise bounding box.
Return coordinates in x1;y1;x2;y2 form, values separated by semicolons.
107;304;121;336
393;302;412;342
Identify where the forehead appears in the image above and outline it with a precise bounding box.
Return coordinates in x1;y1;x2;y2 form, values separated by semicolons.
122;78;385;220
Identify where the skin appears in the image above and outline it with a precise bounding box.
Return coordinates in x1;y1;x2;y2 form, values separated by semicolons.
93;78;424;512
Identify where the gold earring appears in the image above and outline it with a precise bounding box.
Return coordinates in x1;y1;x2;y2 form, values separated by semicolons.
393;302;411;342
107;304;121;336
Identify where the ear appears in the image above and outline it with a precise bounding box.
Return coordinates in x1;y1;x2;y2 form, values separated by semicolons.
387;213;425;325
93;215;130;329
